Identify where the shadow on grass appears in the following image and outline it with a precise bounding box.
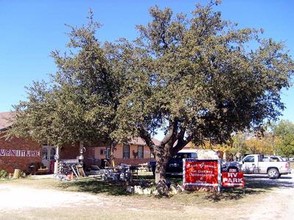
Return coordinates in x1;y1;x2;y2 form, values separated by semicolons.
56;174;293;201
205;176;293;202
245;176;294;189
58;178;131;196
205;189;247;202
57;175;156;196
202;186;268;203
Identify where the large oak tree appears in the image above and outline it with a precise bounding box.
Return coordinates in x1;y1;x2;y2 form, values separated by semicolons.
9;2;293;195
113;2;293;193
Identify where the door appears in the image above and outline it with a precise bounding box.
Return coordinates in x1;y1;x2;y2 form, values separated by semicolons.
41;146;56;173
242;155;258;174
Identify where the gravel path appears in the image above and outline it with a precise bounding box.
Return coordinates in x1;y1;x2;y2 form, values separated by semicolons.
0;173;293;220
0;185;109;210
244;187;294;220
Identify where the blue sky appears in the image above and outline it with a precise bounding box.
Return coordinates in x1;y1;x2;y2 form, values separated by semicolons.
0;0;293;123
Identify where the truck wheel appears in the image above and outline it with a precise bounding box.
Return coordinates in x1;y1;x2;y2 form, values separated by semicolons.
267;168;279;179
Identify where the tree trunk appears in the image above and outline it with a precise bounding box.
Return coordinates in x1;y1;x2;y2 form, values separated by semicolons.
153;131;189;196
154;144;172;196
140;122;188;196
154;157;168;183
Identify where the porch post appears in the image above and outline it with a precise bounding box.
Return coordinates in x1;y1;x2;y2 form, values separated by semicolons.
54;146;60;174
79;141;85;163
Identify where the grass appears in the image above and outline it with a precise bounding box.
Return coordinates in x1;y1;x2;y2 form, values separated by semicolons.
58;178;131;195
48;177;270;205
1;168;288;201
2;171;289;220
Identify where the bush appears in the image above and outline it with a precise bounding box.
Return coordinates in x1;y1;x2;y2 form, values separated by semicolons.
0;170;8;178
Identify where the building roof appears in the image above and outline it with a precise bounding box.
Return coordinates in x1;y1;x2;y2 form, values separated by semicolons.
129;137;161;146
0;111;162;144
0;112;15;130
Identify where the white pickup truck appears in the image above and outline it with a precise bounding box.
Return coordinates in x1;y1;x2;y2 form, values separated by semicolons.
241;154;291;179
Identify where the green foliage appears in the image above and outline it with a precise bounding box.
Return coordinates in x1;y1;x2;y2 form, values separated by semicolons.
115;1;293;154
9;11;122;147
110;1;293;187
276;138;294;157
0;170;8;178
273;120;294;157
273;120;294;137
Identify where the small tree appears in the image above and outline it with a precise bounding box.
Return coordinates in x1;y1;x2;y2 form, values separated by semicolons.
244;135;275;155
9;12;124;167
273;120;294;157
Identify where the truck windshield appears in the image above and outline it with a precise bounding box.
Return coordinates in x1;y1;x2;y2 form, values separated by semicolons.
173;152;197;159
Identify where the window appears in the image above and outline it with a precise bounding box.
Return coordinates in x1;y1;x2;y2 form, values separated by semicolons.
50;148;56;160
105;148;111;159
138;146;144;159
270;156;279;162
262;156;270;162
42;148;48;160
123;144;130;159
173;152;197;159
243;156;254;163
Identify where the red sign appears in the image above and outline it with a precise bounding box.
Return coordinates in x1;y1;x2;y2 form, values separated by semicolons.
183;159;220;188
222;172;244;187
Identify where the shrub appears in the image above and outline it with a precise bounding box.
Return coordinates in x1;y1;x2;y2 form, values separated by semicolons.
0;170;8;179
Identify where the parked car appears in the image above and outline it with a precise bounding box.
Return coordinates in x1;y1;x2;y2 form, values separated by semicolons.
166;149;198;176
149;149;233;176
240;154;291;179
221;160;240;173
148;149;198;176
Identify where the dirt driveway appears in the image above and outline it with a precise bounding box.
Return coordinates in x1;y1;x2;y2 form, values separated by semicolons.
0;174;293;220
